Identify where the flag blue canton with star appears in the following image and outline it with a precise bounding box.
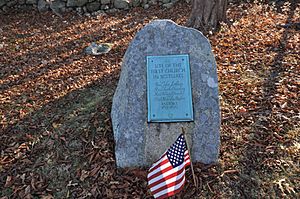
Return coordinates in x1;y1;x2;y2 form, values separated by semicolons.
166;134;187;168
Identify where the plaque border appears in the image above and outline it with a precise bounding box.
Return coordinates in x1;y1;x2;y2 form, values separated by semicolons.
146;54;194;123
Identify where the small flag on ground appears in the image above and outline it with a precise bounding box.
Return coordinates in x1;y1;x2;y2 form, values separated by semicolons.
147;134;191;199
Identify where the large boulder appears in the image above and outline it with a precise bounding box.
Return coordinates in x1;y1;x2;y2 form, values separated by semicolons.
111;20;221;168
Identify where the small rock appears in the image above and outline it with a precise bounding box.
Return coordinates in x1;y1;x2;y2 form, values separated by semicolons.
162;2;173;8
18;0;25;5
2;5;8;12
0;0;7;7
131;0;140;7
85;42;113;55
50;0;65;16
101;0;110;4
86;1;100;12
101;4;109;10
26;0;37;4
92;10;106;16
84;12;91;17
67;0;87;7
143;3;149;9
38;0;49;11
114;0;129;9
76;6;83;14
83;5;87;12
148;0;156;5
106;8;117;13
7;0;17;7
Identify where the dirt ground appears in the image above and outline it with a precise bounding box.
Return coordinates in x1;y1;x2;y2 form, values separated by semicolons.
0;1;299;198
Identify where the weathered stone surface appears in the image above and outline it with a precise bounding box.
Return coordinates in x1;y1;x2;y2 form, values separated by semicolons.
37;0;49;11
112;20;220;168
113;0;129;9
7;0;17;7
101;4;109;9
143;3;149;9
18;0;25;5
148;0;156;5
86;1;100;12
100;0;110;4
50;0;65;12
162;2;173;8
0;0;7;7
67;0;87;7
26;0;37;4
131;0;140;7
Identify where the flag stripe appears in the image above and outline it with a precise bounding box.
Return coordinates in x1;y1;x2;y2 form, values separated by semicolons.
154;175;186;198
148;158;172;178
152;170;185;195
148;162;173;182
148;160;185;184
149;154;168;172
150;166;185;191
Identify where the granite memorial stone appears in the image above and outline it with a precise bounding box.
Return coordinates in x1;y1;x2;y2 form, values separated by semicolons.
111;19;220;168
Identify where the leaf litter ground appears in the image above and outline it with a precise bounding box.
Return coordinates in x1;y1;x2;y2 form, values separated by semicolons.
0;1;299;198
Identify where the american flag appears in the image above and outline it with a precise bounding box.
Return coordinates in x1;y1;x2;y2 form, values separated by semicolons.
147;134;191;199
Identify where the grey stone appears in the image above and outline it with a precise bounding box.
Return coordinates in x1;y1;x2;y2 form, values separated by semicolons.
50;0;65;13
113;0;128;9
106;8;117;13
37;0;49;11
7;0;17;7
76;6;82;12
148;0;156;5
82;5;87;12
143;3;149;9
86;1;100;12
131;0;140;7
100;0;109;4
26;0;37;4
111;20;221;168
162;2;173;8
2;5;8;11
92;10;105;15
101;4;109;9
85;42;113;55
18;0;25;5
67;0;87;7
161;0;169;3
0;0;7;7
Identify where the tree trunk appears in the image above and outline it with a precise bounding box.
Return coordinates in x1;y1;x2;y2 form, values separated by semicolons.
186;0;228;34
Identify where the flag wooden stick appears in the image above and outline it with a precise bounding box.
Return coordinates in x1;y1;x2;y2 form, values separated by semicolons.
181;127;198;187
